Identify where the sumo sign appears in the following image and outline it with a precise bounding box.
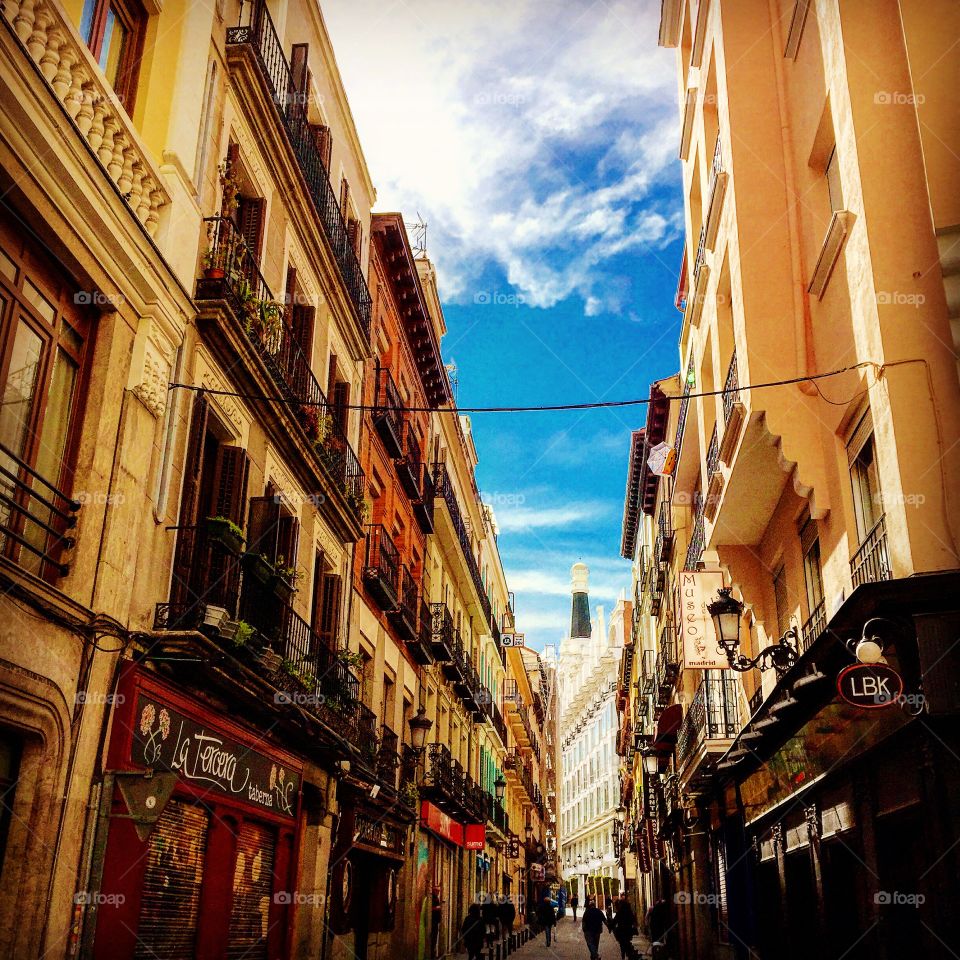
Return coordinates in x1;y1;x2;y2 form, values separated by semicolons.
836;663;904;709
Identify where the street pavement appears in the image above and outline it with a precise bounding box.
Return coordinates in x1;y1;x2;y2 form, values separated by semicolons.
454;915;652;960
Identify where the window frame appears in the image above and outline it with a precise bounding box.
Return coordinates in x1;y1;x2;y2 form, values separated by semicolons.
80;0;147;113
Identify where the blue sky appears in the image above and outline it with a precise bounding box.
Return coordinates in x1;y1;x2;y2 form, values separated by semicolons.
326;0;684;648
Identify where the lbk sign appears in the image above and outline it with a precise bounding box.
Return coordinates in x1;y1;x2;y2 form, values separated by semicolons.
837;663;904;709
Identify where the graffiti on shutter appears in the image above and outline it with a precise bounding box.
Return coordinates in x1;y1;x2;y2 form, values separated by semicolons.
226;821;276;960
133;800;209;959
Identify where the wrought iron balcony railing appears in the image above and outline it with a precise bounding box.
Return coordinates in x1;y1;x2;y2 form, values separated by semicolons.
722;351;740;424
675;677;740;770
376;725;401;789
373;365;404;458
422;743;483;821
432;463;495;631
692;224;707;290
404;597;435;666
851;515;891;589
363;524;400;610
226;1;372;332
656;639;680;696
799;598;827;655
706;425;720;480
684;492;705;570
0;442;81;579
431;600;462;666
411;460;435;534
655;501;674;567
196;215;365;514
674;358;696;457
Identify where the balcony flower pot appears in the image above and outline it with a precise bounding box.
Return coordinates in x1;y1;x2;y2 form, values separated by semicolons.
202;604;229;633
271;570;297;601
258;647;283;674
203;266;225;280
242;552;275;585
205;516;245;555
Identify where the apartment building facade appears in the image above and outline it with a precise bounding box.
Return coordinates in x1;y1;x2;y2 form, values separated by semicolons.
615;2;960;959
558;565;628;908
0;1;550;958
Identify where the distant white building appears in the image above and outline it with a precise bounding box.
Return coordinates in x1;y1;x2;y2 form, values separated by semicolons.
558;563;628;905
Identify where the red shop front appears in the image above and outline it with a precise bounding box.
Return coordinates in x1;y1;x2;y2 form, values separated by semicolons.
89;666;303;960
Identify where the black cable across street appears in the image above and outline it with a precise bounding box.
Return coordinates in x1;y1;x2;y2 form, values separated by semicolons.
164;359;913;415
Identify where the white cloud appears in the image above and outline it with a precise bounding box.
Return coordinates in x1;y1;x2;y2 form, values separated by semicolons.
495;502;609;533
323;0;679;315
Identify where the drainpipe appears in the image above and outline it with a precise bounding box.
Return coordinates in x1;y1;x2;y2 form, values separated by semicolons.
768;0;818;396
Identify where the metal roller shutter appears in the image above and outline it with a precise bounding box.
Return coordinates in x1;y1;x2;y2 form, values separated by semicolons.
227;821;276;960
134;800;209;959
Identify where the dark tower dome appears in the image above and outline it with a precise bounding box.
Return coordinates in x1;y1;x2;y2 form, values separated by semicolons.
570;562;591;639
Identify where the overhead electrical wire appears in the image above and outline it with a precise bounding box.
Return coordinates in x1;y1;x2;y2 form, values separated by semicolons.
165;358;915;414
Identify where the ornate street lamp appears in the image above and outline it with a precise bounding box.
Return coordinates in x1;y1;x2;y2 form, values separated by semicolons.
495;776;506;800
708;587;799;675
409;706;433;753
615;804;626;824
642;751;659;778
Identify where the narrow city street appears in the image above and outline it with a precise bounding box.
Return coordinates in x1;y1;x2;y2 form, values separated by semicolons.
453;918;652;960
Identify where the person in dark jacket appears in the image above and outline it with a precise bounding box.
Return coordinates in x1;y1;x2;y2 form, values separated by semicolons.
481;896;500;947
498;895;516;937
611;893;639;959
460;904;485;960
536;892;557;947
581;897;606;960
648;897;670;945
570;893;580;921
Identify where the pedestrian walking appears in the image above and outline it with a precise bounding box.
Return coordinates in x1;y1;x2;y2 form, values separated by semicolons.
605;899;615;931
536;891;557;947
648;896;670;947
611;893;639;959
459;904;485;960
570;892;579;921
581;896;606;960
498;894;516;939
430;886;442;958
481;895;500;949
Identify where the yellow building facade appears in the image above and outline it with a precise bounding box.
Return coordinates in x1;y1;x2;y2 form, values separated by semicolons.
617;2;960;959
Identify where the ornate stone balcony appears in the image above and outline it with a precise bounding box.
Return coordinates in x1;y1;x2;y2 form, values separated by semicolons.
1;0;169;235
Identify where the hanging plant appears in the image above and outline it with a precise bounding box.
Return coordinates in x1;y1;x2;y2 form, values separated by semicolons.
337;649;365;671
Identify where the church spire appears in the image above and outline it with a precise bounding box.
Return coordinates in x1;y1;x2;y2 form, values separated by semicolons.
570;562;592;638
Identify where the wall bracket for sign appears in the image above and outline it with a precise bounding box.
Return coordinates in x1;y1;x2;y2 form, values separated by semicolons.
114;769;179;842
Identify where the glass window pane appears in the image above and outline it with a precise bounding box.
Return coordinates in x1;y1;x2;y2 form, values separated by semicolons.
0;248;15;283
23;280;55;324
79;0;97;43
101;9;129;88
0;319;44;457
35;347;79;488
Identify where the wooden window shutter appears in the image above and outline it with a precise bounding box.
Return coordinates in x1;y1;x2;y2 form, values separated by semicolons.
237;196;265;264
276;513;300;569
318;573;342;648
284;265;297;318
310;124;332;170
171;393;211;605
246;495;281;559
211;446;251;528
846;409;874;466
290;43;309;119
311;550;326;631
347;219;361;258
291;305;314;359
178;393;210;527
332;381;349;431
340;177;350;214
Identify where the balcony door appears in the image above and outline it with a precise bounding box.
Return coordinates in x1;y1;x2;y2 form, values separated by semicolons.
0;220;90;580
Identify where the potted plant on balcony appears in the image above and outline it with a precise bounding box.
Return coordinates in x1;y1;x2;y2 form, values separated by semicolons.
242;551;275;585
205;515;245;555
271;558;301;601
217;159;240;218
398;781;419;809
257;643;283;674
336;649;365;671
232;620;257;649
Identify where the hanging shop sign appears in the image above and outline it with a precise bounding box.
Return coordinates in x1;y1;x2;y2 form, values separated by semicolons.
355;812;405;858
637;822;652;873
836;663;904;709
420;801;464;846
647;441;677;477
130;693;299;817
509;834;520;858
529;863;545;881
677;571;729;669
464;824;486;850
502;632;526;647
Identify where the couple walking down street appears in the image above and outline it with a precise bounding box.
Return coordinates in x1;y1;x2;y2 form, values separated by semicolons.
581;894;640;960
